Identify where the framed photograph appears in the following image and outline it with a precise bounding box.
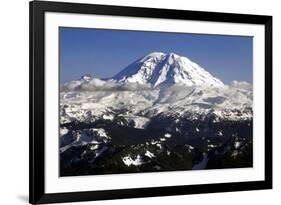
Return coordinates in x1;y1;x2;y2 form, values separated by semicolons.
29;0;272;204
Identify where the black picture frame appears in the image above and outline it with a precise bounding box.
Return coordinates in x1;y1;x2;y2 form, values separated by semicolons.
29;0;272;204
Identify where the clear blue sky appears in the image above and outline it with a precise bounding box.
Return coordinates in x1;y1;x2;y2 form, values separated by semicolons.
59;27;253;84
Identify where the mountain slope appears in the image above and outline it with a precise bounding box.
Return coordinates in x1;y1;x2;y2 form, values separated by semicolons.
60;52;252;124
59;52;253;176
60;82;252;126
112;52;224;87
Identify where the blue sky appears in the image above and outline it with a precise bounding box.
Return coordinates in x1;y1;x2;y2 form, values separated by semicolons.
59;27;253;84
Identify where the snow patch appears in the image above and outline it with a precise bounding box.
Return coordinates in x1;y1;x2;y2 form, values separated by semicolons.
121;115;151;129
164;133;172;138
122;155;143;166
144;150;155;158
60;127;69;136
102;114;114;121
234;141;241;149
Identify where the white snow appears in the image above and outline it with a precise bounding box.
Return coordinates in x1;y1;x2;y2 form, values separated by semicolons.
91;128;109;139
185;144;194;150
59;128;109;153
218;131;223;136
102;114;114;121
156;144;162;149
90;144;99;150
151;140;157;145
122;155;143;166
60;127;69;136
164;133;172;138
144;150;155;158
208;144;217;148
112;52;224;88
121;115;150;129
60;51;253;127
77;132;99;145
234;141;241;149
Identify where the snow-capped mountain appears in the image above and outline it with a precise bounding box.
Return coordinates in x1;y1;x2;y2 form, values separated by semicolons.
60;52;252;124
59;52;253;176
112;52;224;87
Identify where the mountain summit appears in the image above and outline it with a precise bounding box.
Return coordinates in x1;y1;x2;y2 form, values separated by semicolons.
112;52;224;87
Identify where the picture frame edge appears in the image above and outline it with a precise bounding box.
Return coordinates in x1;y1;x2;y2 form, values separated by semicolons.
29;1;273;204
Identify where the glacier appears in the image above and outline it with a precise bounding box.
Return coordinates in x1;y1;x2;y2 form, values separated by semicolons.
113;52;224;87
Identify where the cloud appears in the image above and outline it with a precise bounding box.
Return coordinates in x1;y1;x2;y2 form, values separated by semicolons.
61;77;253;95
61;78;154;92
229;80;252;90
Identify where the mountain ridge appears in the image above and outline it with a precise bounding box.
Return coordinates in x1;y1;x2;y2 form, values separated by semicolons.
60;51;252;124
